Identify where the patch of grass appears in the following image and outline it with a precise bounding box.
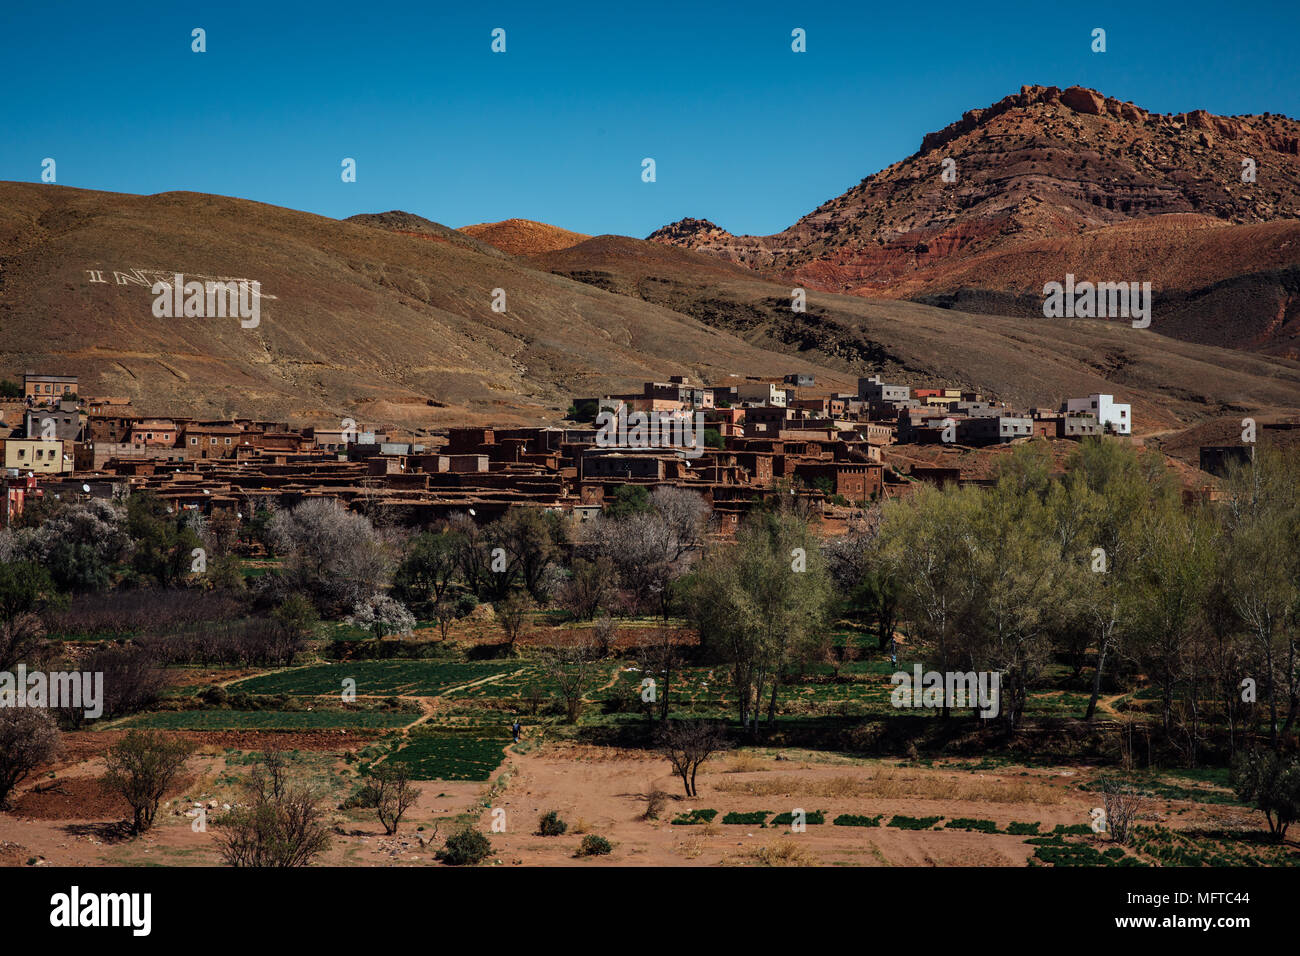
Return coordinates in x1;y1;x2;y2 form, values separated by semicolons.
945;817;999;833
833;813;883;827
120;709;413;730
721;811;770;825
749;838;816;867
888;814;943;830
670;809;718;826
1006;821;1042;835
771;810;825;826
229;660;517;697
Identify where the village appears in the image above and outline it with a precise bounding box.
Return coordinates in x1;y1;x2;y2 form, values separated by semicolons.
2;369;1153;533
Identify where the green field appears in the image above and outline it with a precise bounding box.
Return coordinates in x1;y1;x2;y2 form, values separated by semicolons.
228;661;519;697
122;709;416;730
385;729;511;780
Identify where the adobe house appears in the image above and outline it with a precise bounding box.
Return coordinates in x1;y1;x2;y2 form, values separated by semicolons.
23;372;77;405
792;461;883;500
128;418;178;446
182;423;247;459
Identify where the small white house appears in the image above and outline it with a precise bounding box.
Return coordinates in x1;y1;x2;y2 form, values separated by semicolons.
1066;394;1131;435
735;382;787;407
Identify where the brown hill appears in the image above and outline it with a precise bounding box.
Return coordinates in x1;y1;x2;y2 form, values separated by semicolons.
0;183;841;426
532;234;1300;435
649;84;1300;354
459;219;590;256
887;215;1300;359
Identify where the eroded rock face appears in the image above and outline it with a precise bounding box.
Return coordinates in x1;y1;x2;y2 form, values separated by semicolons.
649;85;1300;304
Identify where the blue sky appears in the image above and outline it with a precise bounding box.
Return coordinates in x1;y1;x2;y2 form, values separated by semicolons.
2;0;1298;237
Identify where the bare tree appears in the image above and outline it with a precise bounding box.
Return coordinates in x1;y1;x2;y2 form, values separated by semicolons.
633;627;683;726
0;708;61;809
658;720;727;797
497;590;534;650
1099;776;1147;845
650;486;708;561
561;557;617;621
363;763;422;835
216;750;333;866
593;615;618;657
433;599;457;641
102;730;196;834
538;636;601;723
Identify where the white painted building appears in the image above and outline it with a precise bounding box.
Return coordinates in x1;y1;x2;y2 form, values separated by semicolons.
1065;394;1131;435
735;382;787;407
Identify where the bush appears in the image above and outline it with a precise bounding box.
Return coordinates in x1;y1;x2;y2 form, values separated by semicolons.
772;810;824;826
102;730;195;834
1232;750;1300;841
0;709;61;809
888;815;942;830
1007;821;1041;835
538;810;568;837
437;826;491;866
945;818;999;833
576;834;612;857
833;814;882;827
722;811;770;825
642;789;670;821
670;808;717;825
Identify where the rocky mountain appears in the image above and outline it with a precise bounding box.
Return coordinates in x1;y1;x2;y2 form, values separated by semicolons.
649;85;1300;356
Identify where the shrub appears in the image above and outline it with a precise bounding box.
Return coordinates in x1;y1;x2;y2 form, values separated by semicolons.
642;789;670;821
1007;821;1041;835
216;750;331;867
0;709;61;809
437;826;491;866
1232;750;1300;841
772;810;824;826
945;818;999;833
538;810;568;836
833;814;882;827
670;809;717;825
577;834;612;857
888;814;942;830
102;730;195;834
722;811;770;825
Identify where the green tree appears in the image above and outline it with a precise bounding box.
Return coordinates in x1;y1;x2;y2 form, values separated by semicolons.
605;485;651;520
684;511;832;734
103;730;196;834
125;492;203;587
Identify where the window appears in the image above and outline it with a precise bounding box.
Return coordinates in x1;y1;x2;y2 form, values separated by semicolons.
210;438;217;445
224;437;231;445
190;437;198;445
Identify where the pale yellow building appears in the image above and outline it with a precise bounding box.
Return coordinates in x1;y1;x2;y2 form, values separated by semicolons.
4;438;73;474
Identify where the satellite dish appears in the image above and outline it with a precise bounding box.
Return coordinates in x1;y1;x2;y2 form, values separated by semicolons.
468;508;477;517
82;483;90;493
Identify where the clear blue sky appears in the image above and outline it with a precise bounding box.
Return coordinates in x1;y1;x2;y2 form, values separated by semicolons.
2;0;1297;237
